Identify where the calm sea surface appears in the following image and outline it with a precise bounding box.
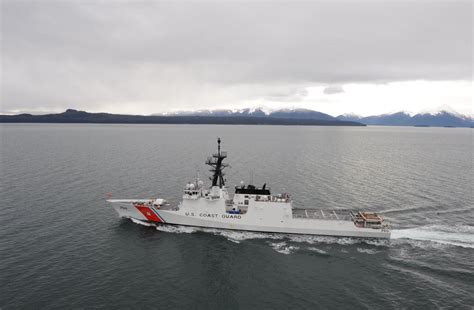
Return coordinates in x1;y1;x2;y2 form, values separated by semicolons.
1;124;473;309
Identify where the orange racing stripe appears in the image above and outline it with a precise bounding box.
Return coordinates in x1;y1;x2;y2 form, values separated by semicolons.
135;205;162;222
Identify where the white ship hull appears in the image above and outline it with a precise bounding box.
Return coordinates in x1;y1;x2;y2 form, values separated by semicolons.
108;198;391;239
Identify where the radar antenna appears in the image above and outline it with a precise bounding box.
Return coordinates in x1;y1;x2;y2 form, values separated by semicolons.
205;137;228;188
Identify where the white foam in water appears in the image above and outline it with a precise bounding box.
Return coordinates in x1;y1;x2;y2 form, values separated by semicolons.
288;234;389;247
132;219;391;251
356;248;379;255
132;218;474;253
200;228;284;243
270;242;299;255
130;218;156;227
156;225;197;234
307;247;328;255
391;225;474;249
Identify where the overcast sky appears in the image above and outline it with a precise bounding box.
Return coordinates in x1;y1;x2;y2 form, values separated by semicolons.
1;0;472;116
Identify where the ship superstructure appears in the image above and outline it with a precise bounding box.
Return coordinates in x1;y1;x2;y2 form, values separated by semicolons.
107;138;390;239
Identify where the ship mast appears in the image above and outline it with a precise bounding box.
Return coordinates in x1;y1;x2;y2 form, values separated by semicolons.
206;137;228;188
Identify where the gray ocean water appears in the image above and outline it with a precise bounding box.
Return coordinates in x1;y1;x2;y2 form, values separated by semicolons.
1;124;473;309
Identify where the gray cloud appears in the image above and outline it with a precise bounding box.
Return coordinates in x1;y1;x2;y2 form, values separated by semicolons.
261;87;309;102
323;86;345;95
1;0;472;113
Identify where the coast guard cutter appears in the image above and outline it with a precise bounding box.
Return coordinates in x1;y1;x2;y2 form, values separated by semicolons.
107;138;390;239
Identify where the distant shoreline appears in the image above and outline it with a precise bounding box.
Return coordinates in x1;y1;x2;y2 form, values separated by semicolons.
2;109;473;127
0;109;365;127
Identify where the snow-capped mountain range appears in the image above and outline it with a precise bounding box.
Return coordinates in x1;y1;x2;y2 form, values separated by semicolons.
160;107;473;127
2;107;472;127
337;111;473;127
159;108;337;121
160;108;332;119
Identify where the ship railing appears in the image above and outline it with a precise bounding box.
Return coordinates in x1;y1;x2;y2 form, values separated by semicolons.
184;189;200;195
207;195;221;201
292;209;352;221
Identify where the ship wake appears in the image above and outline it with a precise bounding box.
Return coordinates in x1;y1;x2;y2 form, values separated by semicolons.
127;219;474;251
128;218;390;252
391;225;474;249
